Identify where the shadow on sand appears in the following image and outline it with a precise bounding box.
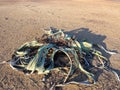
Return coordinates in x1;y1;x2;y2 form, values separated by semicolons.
64;27;120;82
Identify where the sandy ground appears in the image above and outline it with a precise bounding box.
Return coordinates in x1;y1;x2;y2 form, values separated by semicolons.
0;0;120;90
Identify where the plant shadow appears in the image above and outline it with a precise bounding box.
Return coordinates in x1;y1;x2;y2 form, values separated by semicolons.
65;27;106;46
64;27;120;82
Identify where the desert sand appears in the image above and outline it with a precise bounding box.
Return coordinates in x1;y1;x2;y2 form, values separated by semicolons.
0;0;120;90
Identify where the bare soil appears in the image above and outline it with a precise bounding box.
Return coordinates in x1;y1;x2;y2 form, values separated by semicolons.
0;0;120;90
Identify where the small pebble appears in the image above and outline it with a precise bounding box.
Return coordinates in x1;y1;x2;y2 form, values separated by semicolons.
42;77;46;82
5;17;8;20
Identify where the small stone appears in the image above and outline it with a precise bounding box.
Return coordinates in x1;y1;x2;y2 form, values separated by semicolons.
5;17;8;20
42;77;46;82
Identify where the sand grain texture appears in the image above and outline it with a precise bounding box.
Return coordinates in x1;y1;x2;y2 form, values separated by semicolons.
0;0;120;90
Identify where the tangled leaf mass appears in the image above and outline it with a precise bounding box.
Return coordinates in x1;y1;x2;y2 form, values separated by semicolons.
6;28;119;87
